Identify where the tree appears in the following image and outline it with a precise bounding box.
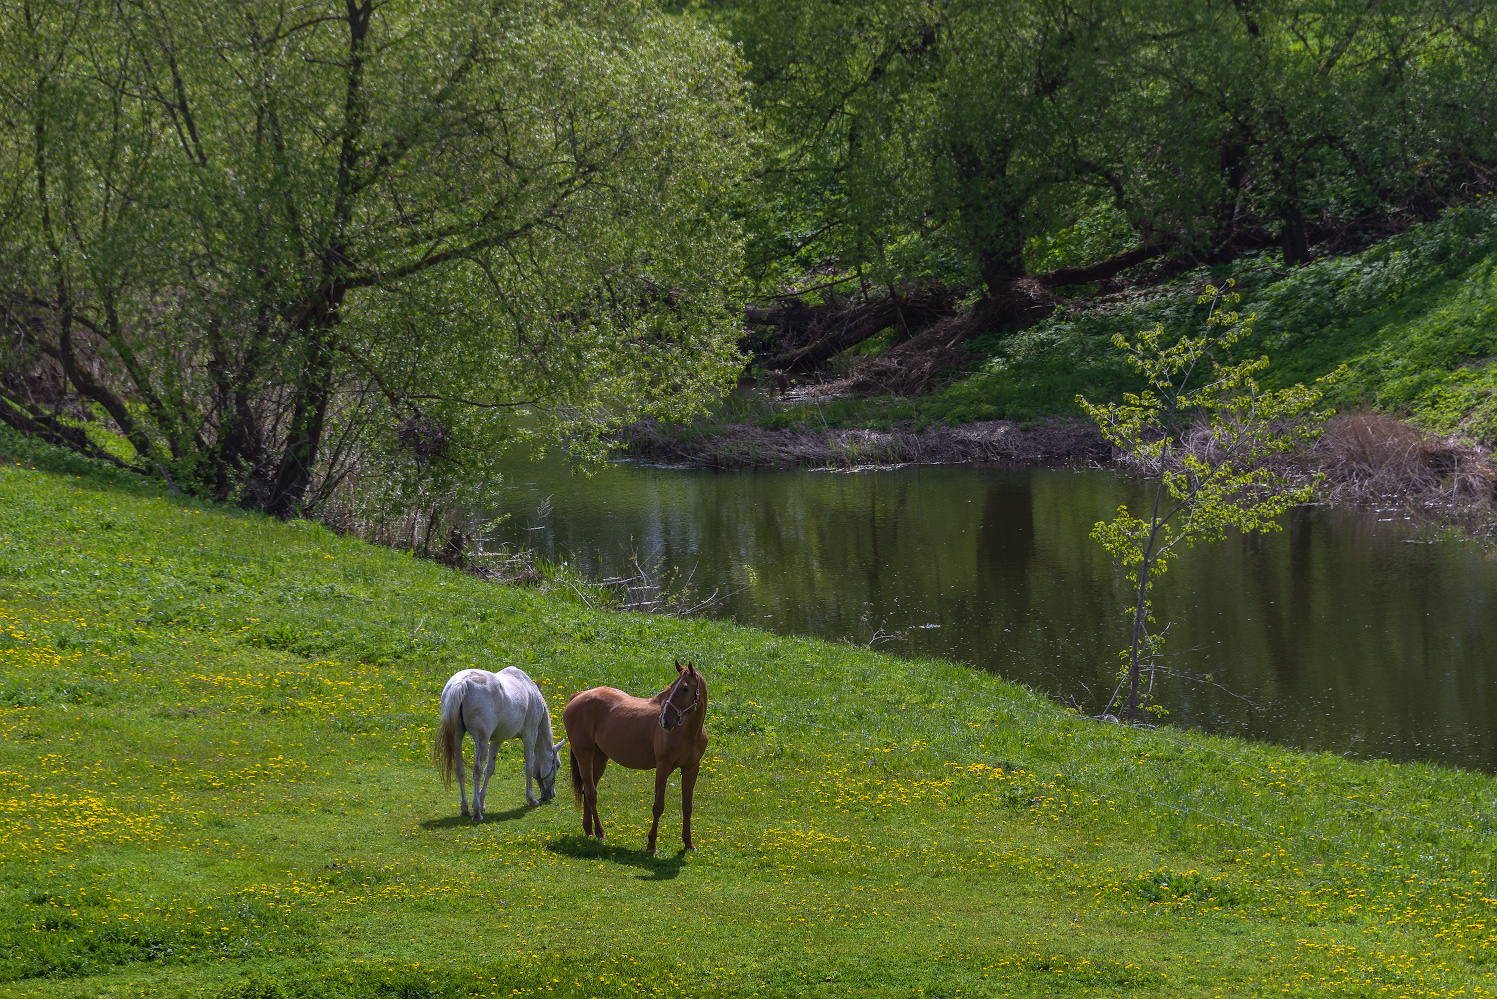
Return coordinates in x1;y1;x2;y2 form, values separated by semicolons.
1145;0;1451;264
723;0;1224;359
0;0;753;515
725;0;1497;384
719;0;942;291
1079;283;1339;723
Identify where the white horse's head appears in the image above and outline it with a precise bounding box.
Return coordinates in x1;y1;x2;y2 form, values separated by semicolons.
537;739;566;801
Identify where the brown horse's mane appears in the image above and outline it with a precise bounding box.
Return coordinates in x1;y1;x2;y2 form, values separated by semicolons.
563;682;688;704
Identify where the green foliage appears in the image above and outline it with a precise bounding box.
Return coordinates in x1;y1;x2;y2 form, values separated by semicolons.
722;0;1497;308
0;889;313;982
0;0;754;513
1025;202;1137;279
723;0;1172;293
1128;869;1240;907
1080;285;1337;721
213;957;680;998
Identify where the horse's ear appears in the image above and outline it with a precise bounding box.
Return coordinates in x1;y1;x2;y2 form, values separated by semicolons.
553;738;567;751
675;659;685;673
688;661;698;675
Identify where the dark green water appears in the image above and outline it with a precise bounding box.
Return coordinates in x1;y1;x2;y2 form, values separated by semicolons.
486;460;1497;770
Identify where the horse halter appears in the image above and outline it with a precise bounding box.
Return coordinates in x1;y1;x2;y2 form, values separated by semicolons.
659;670;700;730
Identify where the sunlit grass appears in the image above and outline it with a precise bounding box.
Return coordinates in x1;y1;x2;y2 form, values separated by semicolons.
1;445;1496;996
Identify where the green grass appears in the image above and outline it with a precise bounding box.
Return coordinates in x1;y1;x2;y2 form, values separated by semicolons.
743;198;1497;442
3;441;1497;996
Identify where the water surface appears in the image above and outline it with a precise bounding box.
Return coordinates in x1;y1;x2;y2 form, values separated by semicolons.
484;460;1497;770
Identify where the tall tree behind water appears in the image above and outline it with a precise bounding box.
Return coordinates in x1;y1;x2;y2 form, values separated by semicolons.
724;0;1497;312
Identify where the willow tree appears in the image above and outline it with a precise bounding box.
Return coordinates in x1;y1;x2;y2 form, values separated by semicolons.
0;0;752;514
914;0;1193;323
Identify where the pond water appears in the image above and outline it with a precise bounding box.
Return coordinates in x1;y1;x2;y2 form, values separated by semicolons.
483;459;1497;771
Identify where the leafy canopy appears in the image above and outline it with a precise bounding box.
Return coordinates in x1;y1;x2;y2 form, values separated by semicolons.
0;0;754;513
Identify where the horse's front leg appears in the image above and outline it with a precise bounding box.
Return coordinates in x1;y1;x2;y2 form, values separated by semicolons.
646;763;672;854
521;736;538;807
680;761;700;851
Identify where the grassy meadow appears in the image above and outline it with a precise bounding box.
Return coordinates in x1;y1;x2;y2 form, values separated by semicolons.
3;445;1497;997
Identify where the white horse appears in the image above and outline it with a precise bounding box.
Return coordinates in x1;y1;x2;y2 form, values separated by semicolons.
432;666;565;822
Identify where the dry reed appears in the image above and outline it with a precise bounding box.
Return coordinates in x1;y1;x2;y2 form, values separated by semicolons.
1310;412;1497;531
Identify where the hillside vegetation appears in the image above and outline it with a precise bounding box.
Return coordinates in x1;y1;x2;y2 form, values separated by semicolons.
3;440;1497;997
753;201;1497;445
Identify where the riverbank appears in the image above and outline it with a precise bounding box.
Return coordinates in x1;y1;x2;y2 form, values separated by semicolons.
625;409;1497;534
673;201;1497;533
4;456;1497;996
622;415;1112;469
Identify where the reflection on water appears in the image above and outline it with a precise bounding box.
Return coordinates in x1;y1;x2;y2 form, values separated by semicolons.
485;459;1497;771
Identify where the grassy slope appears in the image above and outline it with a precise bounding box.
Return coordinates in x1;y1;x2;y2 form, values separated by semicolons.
753;200;1497;444
2;450;1497;996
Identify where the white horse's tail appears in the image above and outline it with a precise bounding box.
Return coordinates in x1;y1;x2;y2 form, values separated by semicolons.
432;681;466;788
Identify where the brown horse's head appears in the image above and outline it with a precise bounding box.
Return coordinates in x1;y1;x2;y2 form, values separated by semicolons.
661;660;705;731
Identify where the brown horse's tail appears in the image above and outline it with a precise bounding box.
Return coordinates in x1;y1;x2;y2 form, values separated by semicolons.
433;685;463;789
569;748;584;809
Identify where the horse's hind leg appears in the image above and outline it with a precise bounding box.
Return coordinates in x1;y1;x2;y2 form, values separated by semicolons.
470;733;488;823
476;736;499;819
576;750;594;838
581;770;594;839
583;752;608;842
451;729;470;818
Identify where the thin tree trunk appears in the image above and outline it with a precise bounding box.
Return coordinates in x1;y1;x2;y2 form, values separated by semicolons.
1128;484;1166;725
265;0;372;517
266;300;341;517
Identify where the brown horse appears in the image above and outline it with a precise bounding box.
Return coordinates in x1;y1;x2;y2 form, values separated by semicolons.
563;660;709;853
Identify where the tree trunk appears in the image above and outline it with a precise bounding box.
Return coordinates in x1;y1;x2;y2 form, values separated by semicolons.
264;1;371;516
974;250;1055;333
265;288;343;517
1274;149;1310;266
1281;209;1309;267
756;290;954;373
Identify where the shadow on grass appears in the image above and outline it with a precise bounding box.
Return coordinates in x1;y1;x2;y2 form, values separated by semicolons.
545;834;689;881
419;803;536;829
